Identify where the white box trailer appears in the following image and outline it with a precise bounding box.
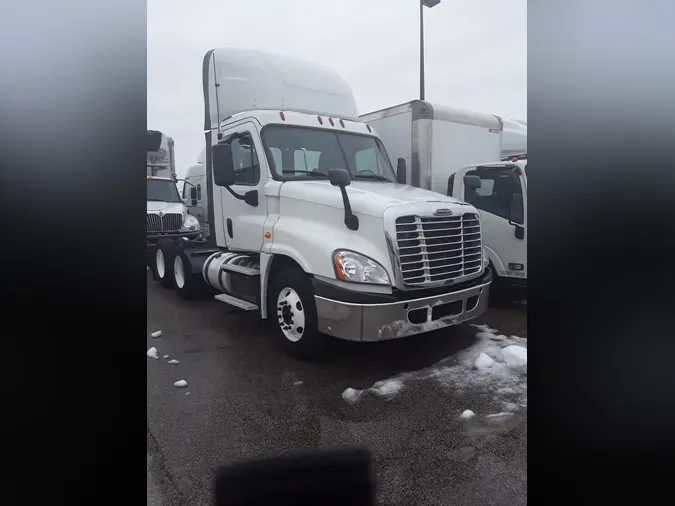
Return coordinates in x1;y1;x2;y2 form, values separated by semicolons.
147;130;176;179
501;118;527;159
358;101;503;195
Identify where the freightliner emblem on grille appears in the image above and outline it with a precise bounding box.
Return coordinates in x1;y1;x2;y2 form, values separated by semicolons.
433;208;453;216
158;212;164;217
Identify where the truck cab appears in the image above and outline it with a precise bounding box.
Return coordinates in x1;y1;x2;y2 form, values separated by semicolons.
152;48;493;360
146;176;202;249
448;156;527;292
183;162;208;236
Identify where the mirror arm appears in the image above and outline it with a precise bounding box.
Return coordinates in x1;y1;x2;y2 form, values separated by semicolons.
223;185;258;207
339;187;359;231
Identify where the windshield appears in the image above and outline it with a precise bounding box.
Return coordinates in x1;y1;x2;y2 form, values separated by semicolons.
261;125;397;183
147;179;181;203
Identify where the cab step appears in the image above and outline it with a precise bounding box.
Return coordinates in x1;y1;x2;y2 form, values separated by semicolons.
220;263;260;276
214;293;258;311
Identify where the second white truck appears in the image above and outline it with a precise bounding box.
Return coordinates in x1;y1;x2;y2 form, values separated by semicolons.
359;102;527;295
146;130;202;269
152;48;493;359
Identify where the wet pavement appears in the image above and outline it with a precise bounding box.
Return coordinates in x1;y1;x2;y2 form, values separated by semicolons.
147;272;527;505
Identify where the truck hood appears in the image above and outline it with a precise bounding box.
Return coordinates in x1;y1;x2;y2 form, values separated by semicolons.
279;181;465;218
146;201;186;215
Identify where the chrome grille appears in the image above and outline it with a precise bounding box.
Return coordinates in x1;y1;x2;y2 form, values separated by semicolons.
146;213;182;233
395;213;482;286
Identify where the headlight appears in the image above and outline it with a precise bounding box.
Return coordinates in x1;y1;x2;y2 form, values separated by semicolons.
333;250;390;285
182;214;200;231
482;247;489;268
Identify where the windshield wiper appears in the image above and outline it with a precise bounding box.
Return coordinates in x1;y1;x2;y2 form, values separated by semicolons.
353;174;393;182
280;170;330;179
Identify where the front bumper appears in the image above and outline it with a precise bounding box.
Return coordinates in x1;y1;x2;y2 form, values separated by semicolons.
314;269;492;342
146;230;202;249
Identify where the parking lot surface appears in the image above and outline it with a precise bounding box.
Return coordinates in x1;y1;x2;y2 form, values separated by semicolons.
147;273;527;505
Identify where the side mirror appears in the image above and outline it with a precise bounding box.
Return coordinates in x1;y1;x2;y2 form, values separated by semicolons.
190;187;197;199
213;143;235;186
172;174;177;181
463;175;481;190
509;193;524;225
396;158;407;184
328;168;352;187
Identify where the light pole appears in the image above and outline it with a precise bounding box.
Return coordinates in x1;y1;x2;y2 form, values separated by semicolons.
420;0;441;101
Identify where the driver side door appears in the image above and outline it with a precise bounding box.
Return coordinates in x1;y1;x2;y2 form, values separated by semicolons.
215;122;268;252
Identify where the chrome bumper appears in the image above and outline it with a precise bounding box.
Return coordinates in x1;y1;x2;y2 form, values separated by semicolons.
146;230;202;247
315;279;491;342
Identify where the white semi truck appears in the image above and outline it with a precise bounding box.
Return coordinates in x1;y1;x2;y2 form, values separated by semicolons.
152;48;492;359
359;102;526;295
146;130;202;268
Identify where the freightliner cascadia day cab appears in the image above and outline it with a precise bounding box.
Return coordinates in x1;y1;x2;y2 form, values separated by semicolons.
146;130;202;268
151;48;492;360
359;102;527;296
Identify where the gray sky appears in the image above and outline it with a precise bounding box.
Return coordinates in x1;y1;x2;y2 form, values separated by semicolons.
148;0;526;177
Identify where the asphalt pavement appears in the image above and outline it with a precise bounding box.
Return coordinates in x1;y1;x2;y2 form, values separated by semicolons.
147;271;527;505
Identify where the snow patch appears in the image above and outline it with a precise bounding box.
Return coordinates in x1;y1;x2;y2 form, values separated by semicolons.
174;380;188;388
370;379;404;397
151;330;162;338
147;347;159;359
474;353;494;370
293;381;303;386
162;355;170;359
460;409;476;420
503;345;527;370
485;412;513;420
342;325;528;409
168;359;180;365
342;388;363;404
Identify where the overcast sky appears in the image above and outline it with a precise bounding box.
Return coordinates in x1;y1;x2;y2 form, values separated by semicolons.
148;0;526;177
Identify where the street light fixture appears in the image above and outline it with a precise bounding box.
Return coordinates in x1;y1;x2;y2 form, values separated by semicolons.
420;0;441;101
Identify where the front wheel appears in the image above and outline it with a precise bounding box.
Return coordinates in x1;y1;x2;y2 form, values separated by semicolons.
268;268;330;360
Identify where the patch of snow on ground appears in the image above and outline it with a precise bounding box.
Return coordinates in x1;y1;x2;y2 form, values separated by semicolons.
174;380;187;388
370;379;404;397
475;353;494;370
460;409;476;420
168;359;180;365
163;355;169;359
147;347;159;359
485;412;513;420
293;381;303;386
151;330;162;338
342;388;363;404
503;345;527;370
342;325;527;409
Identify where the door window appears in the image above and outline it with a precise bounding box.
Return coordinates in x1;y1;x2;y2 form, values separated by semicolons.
231;133;260;186
464;167;523;222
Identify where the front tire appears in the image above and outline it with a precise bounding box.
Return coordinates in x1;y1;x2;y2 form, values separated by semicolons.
268;268;329;360
156;239;178;289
